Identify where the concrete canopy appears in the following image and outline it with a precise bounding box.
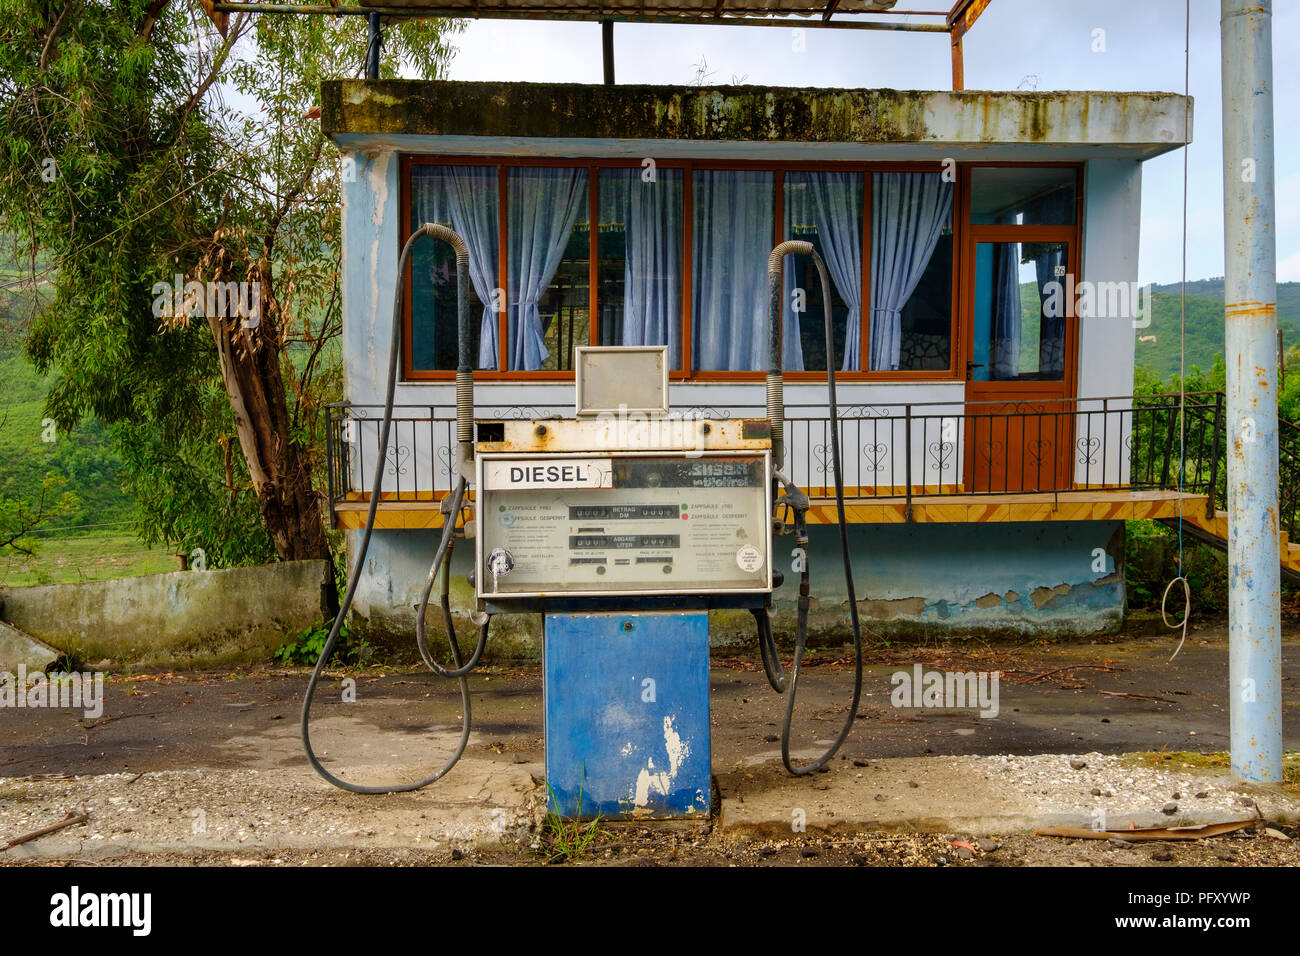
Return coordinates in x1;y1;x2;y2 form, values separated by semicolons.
320;80;1192;162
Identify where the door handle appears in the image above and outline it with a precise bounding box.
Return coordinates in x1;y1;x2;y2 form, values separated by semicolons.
965;361;984;381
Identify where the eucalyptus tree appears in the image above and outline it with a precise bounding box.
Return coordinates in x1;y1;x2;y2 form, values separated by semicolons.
0;1;458;565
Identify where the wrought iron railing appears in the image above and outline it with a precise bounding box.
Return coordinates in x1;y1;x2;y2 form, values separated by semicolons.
323;391;1299;536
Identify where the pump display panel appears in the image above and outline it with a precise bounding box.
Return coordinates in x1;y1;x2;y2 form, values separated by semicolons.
476;451;771;598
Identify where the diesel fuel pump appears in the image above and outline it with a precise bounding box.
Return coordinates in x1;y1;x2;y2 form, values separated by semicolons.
300;225;864;816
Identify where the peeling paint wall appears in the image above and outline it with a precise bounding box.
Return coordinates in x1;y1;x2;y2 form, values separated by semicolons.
769;520;1126;643
348;521;1125;659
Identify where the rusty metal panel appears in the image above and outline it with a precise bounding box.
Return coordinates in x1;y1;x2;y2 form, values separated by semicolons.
477;418;771;454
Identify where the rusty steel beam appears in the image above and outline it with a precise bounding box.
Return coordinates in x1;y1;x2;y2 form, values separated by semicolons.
946;0;990;91
212;2;949;29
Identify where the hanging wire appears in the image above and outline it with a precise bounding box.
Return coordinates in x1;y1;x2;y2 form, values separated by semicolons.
1166;0;1192;662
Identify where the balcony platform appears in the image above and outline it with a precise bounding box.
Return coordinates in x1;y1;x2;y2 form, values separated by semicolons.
802;489;1211;525
333;488;1211;530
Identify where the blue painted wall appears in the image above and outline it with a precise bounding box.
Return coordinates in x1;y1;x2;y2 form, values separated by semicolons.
767;520;1125;641
346;519;1125;656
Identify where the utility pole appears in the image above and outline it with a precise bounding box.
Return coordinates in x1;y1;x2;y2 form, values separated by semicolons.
1221;0;1281;783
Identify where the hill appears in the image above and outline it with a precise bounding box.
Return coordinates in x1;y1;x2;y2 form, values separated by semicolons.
0;284;135;535
1015;279;1300;381
1136;280;1300;379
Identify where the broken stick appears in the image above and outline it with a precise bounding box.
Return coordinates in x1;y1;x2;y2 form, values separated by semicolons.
2;809;89;852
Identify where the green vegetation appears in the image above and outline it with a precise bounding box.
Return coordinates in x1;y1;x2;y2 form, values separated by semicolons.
0;342;134;532
0;3;460;573
273;620;372;667
1134;279;1300;381
538;780;607;863
0;531;176;586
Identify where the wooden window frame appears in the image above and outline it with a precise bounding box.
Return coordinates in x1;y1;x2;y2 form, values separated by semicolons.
956;162;1086;397
399;155;1080;385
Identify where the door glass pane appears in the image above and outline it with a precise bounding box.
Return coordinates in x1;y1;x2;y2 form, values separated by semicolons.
971;241;1068;382
597;168;683;367
970;167;1076;225
507;167;589;371
691;169;774;372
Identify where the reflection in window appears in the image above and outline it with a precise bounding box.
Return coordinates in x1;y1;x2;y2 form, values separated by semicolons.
868;172;954;371
507;167;589;371
597;168;683;367
969;167;1076;225
783;172;862;371
972;241;1068;381
692;170;773;371
409;165;497;371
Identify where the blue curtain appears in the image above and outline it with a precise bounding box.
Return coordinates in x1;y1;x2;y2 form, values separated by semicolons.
1034;245;1067;377
868;172;953;371
507;167;588;371
600;168;683;367
692;170;773;371
783;172;863;371
990;241;1022;379
412;166;499;370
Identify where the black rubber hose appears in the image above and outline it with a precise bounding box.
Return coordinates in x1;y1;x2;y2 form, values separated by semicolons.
752;607;786;693
414;479;489;678
300;224;480;794
765;245;865;776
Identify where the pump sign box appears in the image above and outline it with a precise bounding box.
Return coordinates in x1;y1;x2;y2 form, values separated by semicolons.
477;451;772;598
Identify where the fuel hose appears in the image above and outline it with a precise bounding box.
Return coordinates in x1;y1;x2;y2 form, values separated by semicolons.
300;223;484;794
763;243;865;776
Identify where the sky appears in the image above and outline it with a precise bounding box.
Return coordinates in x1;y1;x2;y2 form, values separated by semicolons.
436;0;1298;288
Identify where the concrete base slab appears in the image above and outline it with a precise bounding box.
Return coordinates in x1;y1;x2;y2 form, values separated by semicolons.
718;751;1300;838
0;622;59;673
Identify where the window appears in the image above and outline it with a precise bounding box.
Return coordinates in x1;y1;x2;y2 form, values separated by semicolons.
782;171;862;372
597;168;683;366
691;169;774;372
402;159;1073;381
506;167;589;371
409;165;496;372
868;172;954;372
970;166;1076;225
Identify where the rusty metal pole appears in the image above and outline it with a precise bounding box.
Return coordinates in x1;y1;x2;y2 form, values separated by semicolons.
1222;0;1282;783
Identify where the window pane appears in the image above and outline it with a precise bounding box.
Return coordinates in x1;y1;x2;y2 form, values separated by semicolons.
896;228;952;371
868;172;954;372
971;241;1068;381
507;167;589;371
409;165;495;371
969;167;1076;225
783;171;863;372
691;169;774;372
597;168;683;367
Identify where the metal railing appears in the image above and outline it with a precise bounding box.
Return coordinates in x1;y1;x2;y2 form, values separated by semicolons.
323;391;1299;536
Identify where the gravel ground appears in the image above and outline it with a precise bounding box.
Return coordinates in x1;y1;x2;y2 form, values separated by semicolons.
2;750;1295;867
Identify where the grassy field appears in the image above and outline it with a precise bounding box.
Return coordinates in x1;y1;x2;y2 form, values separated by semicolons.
0;531;177;587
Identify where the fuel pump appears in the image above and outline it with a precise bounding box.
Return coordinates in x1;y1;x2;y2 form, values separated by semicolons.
300;225;865;814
